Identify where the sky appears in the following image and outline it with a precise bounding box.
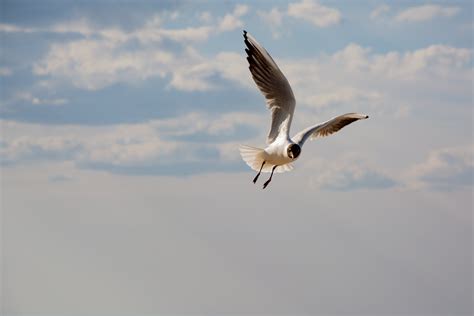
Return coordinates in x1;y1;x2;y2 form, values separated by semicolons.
0;0;472;315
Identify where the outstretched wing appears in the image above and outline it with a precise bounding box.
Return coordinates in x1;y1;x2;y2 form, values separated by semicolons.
244;30;296;144
293;113;369;147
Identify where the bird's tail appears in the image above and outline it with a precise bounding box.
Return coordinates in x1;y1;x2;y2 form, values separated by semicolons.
239;145;293;173
239;145;266;172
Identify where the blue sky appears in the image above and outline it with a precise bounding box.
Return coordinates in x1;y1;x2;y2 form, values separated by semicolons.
1;0;472;314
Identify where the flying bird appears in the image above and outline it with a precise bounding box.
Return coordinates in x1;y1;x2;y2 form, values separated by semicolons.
240;30;369;189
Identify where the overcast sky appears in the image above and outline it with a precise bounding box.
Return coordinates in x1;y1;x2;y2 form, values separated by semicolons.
1;0;472;315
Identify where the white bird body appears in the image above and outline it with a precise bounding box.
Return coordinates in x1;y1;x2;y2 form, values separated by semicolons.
263;137;296;165
240;31;369;188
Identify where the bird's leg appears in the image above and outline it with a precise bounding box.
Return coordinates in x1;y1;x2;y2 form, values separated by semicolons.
253;161;266;184
263;165;277;189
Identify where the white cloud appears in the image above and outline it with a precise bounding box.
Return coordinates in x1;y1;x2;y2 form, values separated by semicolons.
161;25;214;43
168;49;256;92
212;51;251;87
1;111;262;171
395;4;460;23
198;11;213;24
0;67;12;76
33;36;248;92
1;136;82;165
167;48;250;92
168;62;216;92
108;40;470;112
50;18;95;36
326;43;472;79
217;4;249;32
31;5;250;91
0;23;36;33
169;11;180;21
233;4;249;17
15;92;68;106
152;111;263;142
406;145;473;190
172;42;470;111
34;39;174;90
258;8;284;38
218;14;244;32
304;87;382;109
259;2;342;36
331;43;372;70
18;9;473;113
79;133;177;167
48;174;74;183
370;4;390;20
306;156;396;191
133;25;213;44
371;45;471;78
287;0;341;27
273;43;472;114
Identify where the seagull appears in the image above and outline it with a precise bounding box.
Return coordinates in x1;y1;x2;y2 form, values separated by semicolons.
239;30;369;189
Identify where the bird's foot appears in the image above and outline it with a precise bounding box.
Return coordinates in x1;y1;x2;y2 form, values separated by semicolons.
252;173;260;184
262;179;271;189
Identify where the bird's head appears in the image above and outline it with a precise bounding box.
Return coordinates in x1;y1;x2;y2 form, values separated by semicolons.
287;143;301;159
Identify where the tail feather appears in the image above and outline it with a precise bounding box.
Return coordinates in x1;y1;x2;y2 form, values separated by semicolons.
239;145;293;173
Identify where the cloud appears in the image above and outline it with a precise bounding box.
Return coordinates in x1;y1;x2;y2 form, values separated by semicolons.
0;23;36;33
406;146;473;191
50;18;96;36
167;50;249;92
258;8;284;38
368;45;471;78
273;43;471;114
395;4;460;23
0;111;262;174
323;43;471;82
287;0;341;28
0;136;82;166
303;87;382;109
33;39;249;92
258;1;340;36
15;92;68;106
211;52;251;87
370;4;391;20
217;4;249;32
48;174;74;183
155;112;259;136
307;157;397;191
137;25;214;44
0;67;12;76
233;4;249;17
7;8;472;124
167;56;216;91
198;11;213;24
31;5;249;92
27;5;466;104
164;41;472;112
33;38;174;90
5;114;470;188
